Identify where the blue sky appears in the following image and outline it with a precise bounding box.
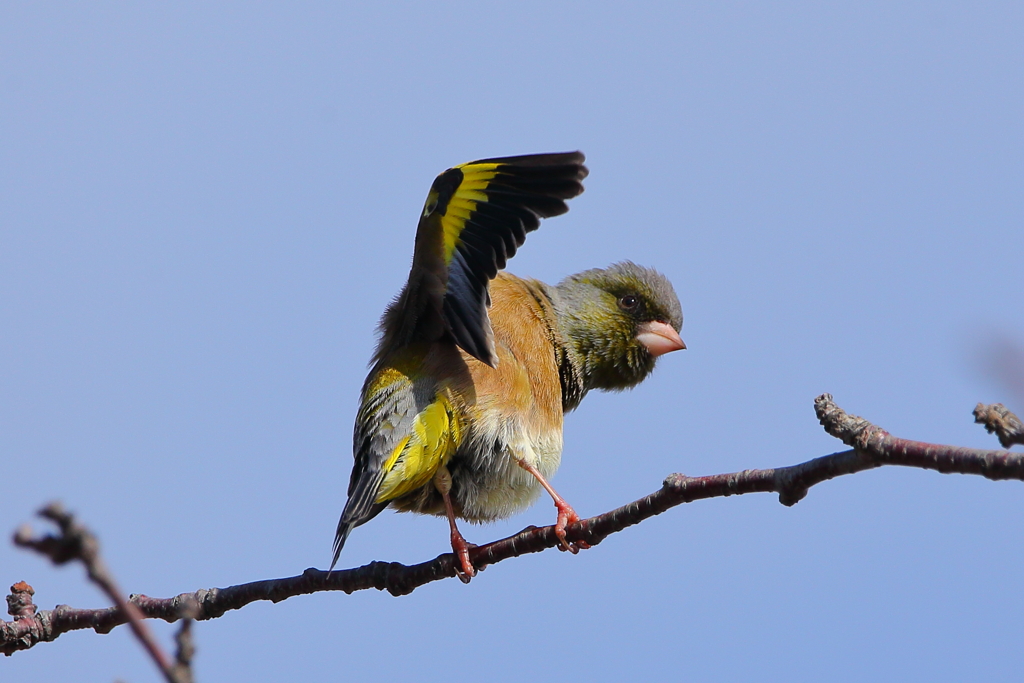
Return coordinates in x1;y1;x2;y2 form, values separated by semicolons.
3;3;1023;681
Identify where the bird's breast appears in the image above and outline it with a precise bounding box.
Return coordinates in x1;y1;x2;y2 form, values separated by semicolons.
446;273;567;521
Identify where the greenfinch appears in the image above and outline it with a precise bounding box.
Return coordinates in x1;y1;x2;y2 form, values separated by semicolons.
333;152;685;578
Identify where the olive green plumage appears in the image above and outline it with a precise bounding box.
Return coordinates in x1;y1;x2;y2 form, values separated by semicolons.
553;261;684;410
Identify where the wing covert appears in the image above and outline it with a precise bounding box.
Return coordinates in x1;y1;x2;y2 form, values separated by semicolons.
332;366;462;569
332;367;416;567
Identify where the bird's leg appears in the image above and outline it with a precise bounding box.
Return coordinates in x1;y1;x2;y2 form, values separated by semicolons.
513;458;591;553
433;465;476;582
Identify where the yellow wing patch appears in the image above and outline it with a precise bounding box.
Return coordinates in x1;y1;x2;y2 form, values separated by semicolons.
375;393;463;503
440;162;499;263
412;152;587;366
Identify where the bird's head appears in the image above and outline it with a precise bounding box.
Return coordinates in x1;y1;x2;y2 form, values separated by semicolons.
554;261;684;392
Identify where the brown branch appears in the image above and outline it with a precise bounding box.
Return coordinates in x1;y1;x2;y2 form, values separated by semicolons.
5;394;1024;655
974;403;1024;449
6;503;192;683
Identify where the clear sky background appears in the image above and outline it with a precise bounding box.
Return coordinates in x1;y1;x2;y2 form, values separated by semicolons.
3;3;1023;681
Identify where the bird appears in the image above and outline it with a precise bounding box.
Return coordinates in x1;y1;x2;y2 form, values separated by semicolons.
332;151;685;579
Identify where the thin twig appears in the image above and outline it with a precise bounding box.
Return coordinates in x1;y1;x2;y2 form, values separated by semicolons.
4;394;1023;655
8;503;187;682
170;619;196;683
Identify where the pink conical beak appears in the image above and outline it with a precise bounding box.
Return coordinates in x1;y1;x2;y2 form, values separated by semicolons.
636;321;686;357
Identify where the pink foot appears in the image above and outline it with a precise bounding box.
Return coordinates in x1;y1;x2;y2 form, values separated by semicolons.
553;500;591;553
450;529;477;583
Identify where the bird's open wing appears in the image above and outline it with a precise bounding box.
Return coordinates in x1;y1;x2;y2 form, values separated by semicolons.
404;152;588;367
332;366;461;568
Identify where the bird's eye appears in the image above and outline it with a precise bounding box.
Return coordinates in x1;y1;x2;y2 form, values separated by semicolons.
618;294;639;310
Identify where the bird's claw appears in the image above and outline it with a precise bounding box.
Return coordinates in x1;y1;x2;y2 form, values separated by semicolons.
553;501;591;553
451;531;477;582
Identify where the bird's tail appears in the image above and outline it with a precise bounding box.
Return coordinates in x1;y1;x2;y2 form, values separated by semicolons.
330;519;353;571
330;500;387;571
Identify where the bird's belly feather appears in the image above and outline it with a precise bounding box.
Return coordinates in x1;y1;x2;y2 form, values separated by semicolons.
450;410;563;522
387;406;563;522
